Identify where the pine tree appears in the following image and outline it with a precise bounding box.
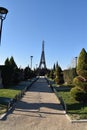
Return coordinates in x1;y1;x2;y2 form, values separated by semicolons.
9;56;17;69
4;58;10;66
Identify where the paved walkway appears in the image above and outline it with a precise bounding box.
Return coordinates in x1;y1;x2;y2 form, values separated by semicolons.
0;78;87;130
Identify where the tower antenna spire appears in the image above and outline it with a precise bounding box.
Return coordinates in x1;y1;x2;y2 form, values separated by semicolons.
42;40;44;52
39;40;46;69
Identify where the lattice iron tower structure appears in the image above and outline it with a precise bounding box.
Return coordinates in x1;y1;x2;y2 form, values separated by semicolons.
39;40;46;69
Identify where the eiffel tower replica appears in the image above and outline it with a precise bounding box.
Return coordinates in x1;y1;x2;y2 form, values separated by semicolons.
39;40;46;69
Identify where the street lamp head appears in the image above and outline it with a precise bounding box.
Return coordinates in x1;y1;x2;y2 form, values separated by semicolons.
31;56;33;58
0;7;8;44
0;7;8;20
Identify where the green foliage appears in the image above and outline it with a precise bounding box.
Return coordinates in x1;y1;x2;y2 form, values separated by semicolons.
54;63;64;84
73;76;87;91
2;56;21;88
5;56;17;69
71;87;87;103
13;68;21;84
77;48;87;79
24;66;31;80
5;58;10;66
56;62;59;69
2;66;14;88
55;76;61;84
56;90;87;119
0;89;20;98
9;56;17;69
49;70;54;79
73;76;84;87
53;63;56;71
71;48;87;103
24;66;36;80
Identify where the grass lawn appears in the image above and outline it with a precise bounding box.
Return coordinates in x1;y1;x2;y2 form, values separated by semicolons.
0;89;21;115
0;79;37;115
0;81;30;115
55;89;87;120
0;80;32;98
0;89;21;98
0;104;7;114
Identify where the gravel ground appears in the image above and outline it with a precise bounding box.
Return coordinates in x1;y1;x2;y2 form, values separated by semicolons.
0;78;87;130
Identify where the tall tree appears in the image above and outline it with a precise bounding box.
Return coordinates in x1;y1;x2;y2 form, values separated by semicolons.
50;69;54;79
71;48;87;103
53;63;56;71
24;66;31;80
3;56;19;87
4;57;10;66
56;62;59;69
77;48;87;79
9;56;17;69
55;63;64;84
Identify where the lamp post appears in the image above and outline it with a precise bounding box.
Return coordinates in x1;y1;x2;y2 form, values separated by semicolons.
0;7;8;44
30;56;33;70
75;57;78;68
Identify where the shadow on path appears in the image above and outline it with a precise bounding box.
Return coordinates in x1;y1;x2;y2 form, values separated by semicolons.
15;100;63;111
28;78;53;93
1;78;64;121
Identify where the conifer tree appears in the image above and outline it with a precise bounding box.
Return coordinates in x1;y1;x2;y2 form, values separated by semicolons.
71;48;87;103
50;69;54;79
53;63;56;71
10;56;17;69
4;57;10;66
77;48;87;79
55;62;64;84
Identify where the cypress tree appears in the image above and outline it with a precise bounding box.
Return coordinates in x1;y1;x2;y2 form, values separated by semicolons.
71;48;87;103
53;63;56;71
55;62;64;84
50;69;54;79
4;58;10;66
77;48;87;79
10;56;17;69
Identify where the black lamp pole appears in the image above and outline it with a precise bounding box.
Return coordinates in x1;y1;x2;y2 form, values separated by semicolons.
0;7;8;44
30;56;33;70
75;57;78;68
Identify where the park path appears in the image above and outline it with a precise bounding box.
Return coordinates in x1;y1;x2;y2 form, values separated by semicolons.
0;77;87;130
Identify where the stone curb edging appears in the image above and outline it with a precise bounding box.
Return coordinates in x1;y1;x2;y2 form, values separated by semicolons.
65;113;87;123
47;79;87;123
54;88;87;123
53;88;67;111
0;103;16;120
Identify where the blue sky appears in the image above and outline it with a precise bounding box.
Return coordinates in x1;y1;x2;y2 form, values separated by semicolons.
0;0;87;70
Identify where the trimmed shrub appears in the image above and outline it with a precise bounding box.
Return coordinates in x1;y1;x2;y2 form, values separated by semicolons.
71;87;87;103
71;48;87;103
55;76;60;84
